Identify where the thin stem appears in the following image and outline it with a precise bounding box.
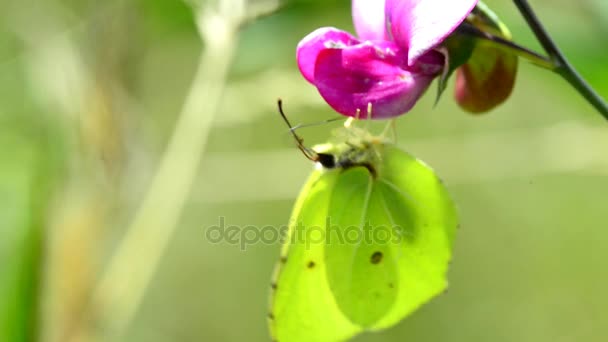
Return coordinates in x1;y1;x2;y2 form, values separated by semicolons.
86;1;249;340
458;22;554;70
513;0;608;119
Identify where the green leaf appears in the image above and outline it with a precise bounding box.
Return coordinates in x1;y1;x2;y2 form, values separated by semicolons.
0;132;59;342
470;1;513;38
269;133;457;341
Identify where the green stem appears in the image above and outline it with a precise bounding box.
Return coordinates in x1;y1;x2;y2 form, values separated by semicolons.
513;0;608;119
87;1;247;340
458;22;555;70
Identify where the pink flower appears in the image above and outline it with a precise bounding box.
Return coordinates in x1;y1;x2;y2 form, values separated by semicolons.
297;0;478;119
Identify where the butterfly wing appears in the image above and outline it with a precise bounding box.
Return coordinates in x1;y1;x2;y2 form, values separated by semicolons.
324;166;399;327
269;170;360;342
270;144;457;339
371;145;457;330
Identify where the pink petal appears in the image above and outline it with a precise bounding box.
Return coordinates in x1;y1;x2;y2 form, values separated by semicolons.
312;42;443;119
386;0;478;65
352;0;389;41
296;27;360;83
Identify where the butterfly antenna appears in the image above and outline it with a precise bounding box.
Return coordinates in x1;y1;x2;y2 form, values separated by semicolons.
277;99;319;162
289;116;343;131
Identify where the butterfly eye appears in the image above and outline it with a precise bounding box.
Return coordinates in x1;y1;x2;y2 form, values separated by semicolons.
316;153;336;168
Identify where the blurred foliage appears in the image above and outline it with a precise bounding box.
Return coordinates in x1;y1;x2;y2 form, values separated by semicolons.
0;0;607;341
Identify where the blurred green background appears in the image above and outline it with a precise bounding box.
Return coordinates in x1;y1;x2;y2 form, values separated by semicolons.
1;0;607;341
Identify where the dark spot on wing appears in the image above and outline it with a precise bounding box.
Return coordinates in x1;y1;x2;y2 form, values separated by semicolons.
370;251;383;264
280;255;288;264
270;282;277;290
307;260;316;269
388;282;394;289
268;312;275;320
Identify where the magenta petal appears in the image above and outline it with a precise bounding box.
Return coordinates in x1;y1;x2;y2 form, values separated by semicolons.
352;0;389;41
296;27;360;83
312;42;438;119
386;0;478;65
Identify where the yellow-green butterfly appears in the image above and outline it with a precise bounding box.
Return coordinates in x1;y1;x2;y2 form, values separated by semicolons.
269;101;457;341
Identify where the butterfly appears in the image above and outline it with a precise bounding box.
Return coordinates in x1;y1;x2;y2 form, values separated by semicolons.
269;100;457;341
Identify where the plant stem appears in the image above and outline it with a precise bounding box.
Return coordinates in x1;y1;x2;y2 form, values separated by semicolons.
513;0;608;119
87;1;246;340
458;22;555;70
